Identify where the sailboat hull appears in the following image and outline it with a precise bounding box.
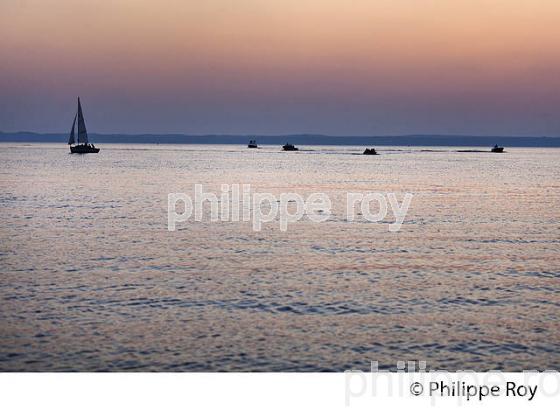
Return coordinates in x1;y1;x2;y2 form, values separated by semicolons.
70;144;100;154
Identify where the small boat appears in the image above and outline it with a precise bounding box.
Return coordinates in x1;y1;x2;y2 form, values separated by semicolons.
363;148;378;155
248;139;258;148
491;144;504;153
68;97;99;154
282;143;298;151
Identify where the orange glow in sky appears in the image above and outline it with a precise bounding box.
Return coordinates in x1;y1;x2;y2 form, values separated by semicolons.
1;0;559;135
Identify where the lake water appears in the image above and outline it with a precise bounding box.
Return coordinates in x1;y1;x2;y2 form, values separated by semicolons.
0;143;559;371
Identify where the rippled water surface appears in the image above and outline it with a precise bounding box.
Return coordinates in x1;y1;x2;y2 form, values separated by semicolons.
1;143;559;371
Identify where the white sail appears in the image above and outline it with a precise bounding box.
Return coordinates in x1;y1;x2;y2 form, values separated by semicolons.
68;113;77;145
77;97;88;144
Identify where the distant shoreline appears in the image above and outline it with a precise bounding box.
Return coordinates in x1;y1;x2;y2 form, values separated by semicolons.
1;132;559;147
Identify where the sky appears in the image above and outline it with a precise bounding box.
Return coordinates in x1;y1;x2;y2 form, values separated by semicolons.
1;0;560;136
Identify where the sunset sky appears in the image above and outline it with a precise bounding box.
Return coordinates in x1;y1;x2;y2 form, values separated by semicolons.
1;0;559;135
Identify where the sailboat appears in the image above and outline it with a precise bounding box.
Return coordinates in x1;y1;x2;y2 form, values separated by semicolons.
68;97;99;154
